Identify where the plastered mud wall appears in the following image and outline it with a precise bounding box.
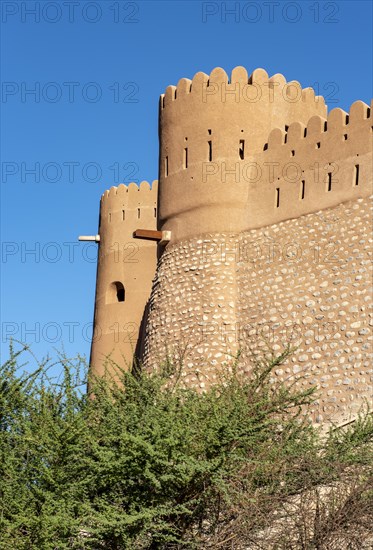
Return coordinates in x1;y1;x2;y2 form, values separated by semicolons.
159;91;372;242
142;196;372;425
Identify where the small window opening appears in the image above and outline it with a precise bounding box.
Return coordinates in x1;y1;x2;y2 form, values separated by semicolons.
165;156;168;177
367;107;371;118
276;188;280;208
284;134;287;144
316;142;321;149
285;125;289;131
137;208;141;219
291;150;295;156
263;143;268;151
301;180;305;200
109;212;112;222
122;210;125;221
107;281;125;304
183;147;188;168
345;114;349;125
324;121;328;131
239;140;245;160
304;128;307;137
327;172;332;192
208;129;212;135
116;286;125;302
354;164;359;186
154;207;157;217
208;140;212;161
344;134;348;140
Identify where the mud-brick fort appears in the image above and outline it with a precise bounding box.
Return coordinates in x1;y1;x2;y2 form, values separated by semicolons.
80;66;372;425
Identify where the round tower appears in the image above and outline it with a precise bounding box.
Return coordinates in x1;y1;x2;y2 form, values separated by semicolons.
158;66;327;242
89;181;158;382
141;66;329;380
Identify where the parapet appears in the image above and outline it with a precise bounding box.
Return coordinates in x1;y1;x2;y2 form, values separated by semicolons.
245;100;372;228
264;100;372;154
158;95;372;243
159;66;327;174
99;180;158;237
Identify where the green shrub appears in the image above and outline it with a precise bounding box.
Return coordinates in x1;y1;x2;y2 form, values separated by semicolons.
0;343;371;549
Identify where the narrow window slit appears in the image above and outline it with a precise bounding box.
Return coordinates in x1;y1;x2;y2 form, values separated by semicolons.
109;212;112;222
263;143;268;151
316;142;321;149
276;188;280;208
208;129;212;135
208;140;212;161
324;121;328;131
239;140;245;160
344;134;348;140
285;125;289;131
154;207;157;217
301;180;305;200
291;150;295;156
327;172;332;192
354;164;359;186
165;156;168;177
122;210;125;221
304;128;307;137
183;148;188;169
137;208;140;219
284;134;287;144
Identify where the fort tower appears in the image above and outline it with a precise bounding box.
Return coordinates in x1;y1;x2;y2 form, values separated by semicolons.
83;66;372;423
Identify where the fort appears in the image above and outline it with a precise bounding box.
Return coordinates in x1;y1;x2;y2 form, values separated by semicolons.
80;66;372;426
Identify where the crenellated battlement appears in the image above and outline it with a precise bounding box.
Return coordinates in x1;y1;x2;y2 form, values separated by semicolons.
160;66;325;112
158;96;372;243
264;100;372;152
99;181;158;231
101;180;157;200
158;67;327;191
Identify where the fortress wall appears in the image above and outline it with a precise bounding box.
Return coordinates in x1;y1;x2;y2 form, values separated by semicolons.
142;233;240;385
142;85;372;422
143;196;372;425
236;195;372;425
90;181;158;380
159;67;327;241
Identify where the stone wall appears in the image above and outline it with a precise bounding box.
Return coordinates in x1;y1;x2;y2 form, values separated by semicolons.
143;196;372;425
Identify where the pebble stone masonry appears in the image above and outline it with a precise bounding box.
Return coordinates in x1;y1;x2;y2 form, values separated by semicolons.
85;66;373;425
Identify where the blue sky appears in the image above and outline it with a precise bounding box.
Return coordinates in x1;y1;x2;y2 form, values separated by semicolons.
1;0;372;369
